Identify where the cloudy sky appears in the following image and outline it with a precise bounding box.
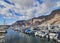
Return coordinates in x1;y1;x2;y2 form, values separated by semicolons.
0;0;60;25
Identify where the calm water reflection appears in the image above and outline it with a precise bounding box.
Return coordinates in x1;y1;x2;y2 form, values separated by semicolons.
4;29;56;43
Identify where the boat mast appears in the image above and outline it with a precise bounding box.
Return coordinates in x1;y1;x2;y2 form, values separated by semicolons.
4;18;5;25
3;17;6;25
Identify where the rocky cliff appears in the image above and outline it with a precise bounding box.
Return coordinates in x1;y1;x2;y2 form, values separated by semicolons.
12;9;60;27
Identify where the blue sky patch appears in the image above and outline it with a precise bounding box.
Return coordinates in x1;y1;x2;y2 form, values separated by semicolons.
3;0;14;5
0;5;5;8
37;0;43;4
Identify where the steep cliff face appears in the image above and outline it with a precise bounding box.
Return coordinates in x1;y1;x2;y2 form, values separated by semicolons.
40;9;60;25
12;9;60;27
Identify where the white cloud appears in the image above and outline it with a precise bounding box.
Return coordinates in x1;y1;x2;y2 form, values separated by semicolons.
0;1;15;19
10;0;36;8
56;1;60;7
0;0;60;21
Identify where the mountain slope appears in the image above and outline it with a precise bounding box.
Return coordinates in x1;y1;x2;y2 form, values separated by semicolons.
12;9;60;27
40;9;60;25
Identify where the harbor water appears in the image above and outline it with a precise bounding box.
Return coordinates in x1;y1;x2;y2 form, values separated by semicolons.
3;29;58;43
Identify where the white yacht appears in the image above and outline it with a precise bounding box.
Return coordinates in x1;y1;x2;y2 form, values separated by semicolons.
35;31;47;37
46;33;58;40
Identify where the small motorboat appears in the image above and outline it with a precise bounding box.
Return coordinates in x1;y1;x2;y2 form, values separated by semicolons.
46;33;58;40
35;31;47;38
